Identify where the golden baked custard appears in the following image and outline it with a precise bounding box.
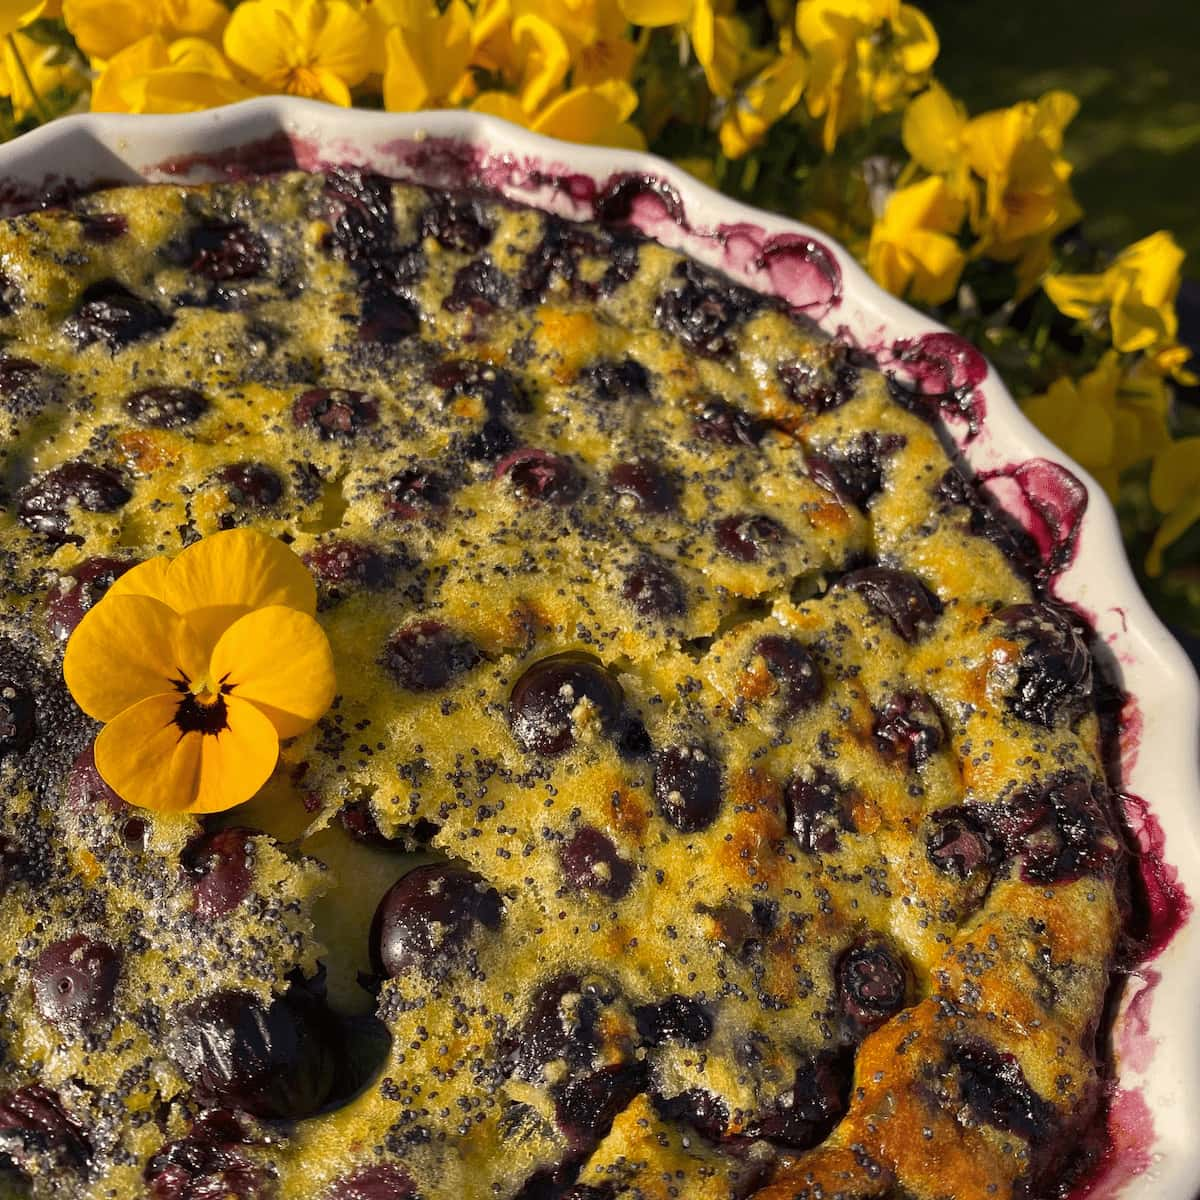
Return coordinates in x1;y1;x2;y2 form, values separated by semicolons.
0;170;1122;1200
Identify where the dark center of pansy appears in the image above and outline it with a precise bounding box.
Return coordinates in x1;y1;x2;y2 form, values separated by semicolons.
171;675;234;737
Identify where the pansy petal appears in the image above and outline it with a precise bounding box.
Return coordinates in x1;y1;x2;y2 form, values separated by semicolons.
93;693;278;814
94;693;203;814
210;606;336;739
105;555;172;603
191;696;281;814
64;595;205;722
160;528;316;650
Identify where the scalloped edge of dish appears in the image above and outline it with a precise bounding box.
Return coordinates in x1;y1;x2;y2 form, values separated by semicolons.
0;96;1197;1200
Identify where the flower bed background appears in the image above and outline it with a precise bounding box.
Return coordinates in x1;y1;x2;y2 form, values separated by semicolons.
1;0;1197;643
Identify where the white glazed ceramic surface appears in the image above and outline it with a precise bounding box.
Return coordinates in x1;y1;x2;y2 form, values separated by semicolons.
1;97;1197;1199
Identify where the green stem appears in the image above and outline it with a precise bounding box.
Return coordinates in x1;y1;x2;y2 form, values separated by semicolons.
7;33;48;124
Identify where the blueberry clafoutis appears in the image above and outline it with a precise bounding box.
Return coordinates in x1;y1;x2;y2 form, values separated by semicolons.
0;169;1122;1200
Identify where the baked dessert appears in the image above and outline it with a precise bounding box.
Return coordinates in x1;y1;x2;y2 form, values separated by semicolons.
0;167;1124;1200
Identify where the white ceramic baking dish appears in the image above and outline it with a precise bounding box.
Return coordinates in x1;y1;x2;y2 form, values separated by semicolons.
1;96;1196;1199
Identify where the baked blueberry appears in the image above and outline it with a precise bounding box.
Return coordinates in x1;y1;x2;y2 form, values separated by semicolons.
181;828;260;920
715;513;786;562
806;434;903;510
370;863;502;977
785;767;850;854
559;826;633;899
509;655;624;755
579;358;650;403
779;343;860;412
752;635;824;714
124;386;209;429
464;416;517;462
747;1053;850;1149
144;1133;267;1200
0;680;35;758
217;462;283;509
383;621;481;691
872;690;945;768
31;935;121;1030
841;567;942;642
420;192;493;253
655;263;759;358
185;220;268;281
951;1041;1055;1141
608;460;676;514
508;974;598;1082
633;995;713;1045
322;1163;417;1200
45;556;134;640
0;1084;91;1172
443;260;514;314
837;939;909;1029
64;279;173;350
303;540;390;590
18;461;131;541
692;398;765;446
652;744;722;832
555;1062;647;1150
994;603;1093;728
495;449;581;504
292;388;379;439
926;808;995;878
384;467;451;519
167;986;335;1119
430;359;528;416
622;557;685;618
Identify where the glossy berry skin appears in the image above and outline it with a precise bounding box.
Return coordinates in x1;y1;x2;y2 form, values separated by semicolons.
608;460;676;514
784;768;848;855
420;192;493;253
0;680;35;758
753;636;824;715
778;345;860;412
495;449;581;505
322;1163;417;1200
652;744;723;833
45;556;134;641
185;221;268;281
579;358;649;403
18;461;131;542
302;540;390;591
180;828;260;920
217;462;283;510
31;935;121;1030
292;388;379;440
464;417;517;462
926;808;995;878
836;940;909;1030
0;1084;91;1172
558;826;634;899
63;279;173;350
993;603;1093;728
370;863;502;978
715;513;786;563
806;434;903;511
509;655;625;756
951;1040;1055;1142
633;995;713;1045
655;264;759;358
692;398;765;446
653;1088;731;1143
841;567;942;643
384;467;450;519
747;1054;850;1150
167;987;335;1120
507;973;599;1082
383;621;481;692
622;558;685;619
430;359;528;417
554;1062;648;1151
124;387;209;429
443;260;513;315
872;690;945;768
144;1134;266;1200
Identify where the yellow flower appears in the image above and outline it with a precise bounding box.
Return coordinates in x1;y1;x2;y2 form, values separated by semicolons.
618;0;745;97
718;49;807;158
1044;231;1194;379
0;31;87;119
1022;351;1172;499
472;0;570;113
866;175;966;305
521;0;638;86
63;530;336;815
1147;438;1200;577
62;0;229;63
961;91;1081;269
473;78;645;149
91;35;256;114
224;0;372;106
902;81;969;189
795;0;938;153
382;0;474;111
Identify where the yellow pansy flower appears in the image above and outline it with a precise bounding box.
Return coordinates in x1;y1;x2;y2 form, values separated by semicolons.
1044;231;1194;380
0;30;87;119
1022;351;1172;499
866;175;966;305
718;49;807;159
902;81;969;190
961;90;1081;268
224;0;372;107
795;0;938;153
472;0;570;114
519;0;638;86
473;78;645;149
618;0;745;97
62;0;229;64
1147;438;1200;577
382;0;474;112
63;530;336;815
91;35;255;114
